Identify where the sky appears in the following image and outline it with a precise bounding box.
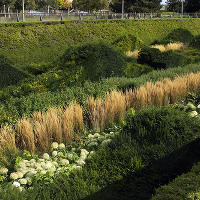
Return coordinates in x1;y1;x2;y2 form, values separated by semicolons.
161;0;166;5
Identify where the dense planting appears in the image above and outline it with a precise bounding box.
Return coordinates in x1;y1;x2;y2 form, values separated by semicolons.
1;19;200;199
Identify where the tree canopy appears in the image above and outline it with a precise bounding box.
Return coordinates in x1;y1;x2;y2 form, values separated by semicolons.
72;0;108;11
166;0;182;12
185;0;200;12
110;0;162;13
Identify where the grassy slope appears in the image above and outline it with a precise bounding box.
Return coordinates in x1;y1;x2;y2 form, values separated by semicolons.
1;19;200;67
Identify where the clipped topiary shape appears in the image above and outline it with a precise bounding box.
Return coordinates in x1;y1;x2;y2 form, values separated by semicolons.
58;41;127;82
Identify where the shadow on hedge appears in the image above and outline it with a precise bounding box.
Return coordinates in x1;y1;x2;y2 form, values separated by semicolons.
0;55;27;89
82;138;200;200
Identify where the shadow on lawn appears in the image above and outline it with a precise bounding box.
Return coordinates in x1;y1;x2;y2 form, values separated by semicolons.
82;137;200;200
0;55;27;89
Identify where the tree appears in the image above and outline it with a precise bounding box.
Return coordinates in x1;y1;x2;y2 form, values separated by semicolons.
166;0;182;12
185;0;200;12
72;0;108;12
110;0;162;13
57;0;72;9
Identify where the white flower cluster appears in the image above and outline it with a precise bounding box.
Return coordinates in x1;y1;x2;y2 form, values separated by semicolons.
185;102;200;118
7;131;117;190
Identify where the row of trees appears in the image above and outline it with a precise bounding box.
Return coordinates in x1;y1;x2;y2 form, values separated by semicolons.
0;0;199;13
166;0;200;13
0;0;72;12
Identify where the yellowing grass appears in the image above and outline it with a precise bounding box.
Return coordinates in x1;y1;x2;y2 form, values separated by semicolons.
152;42;185;52
1;72;200;154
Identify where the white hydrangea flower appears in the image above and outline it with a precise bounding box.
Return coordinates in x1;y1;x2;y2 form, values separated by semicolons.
43;153;50;160
30;159;35;163
88;134;94;139
52;151;58;157
13;181;20;187
60;159;69;166
187;102;196;110
16;171;24;179
0;168;8;175
18;178;27;185
73;165;82;170
52;161;58;166
18;186;24;192
17;161;26;169
94;133;100;137
190;111;198;117
44;161;53;169
71;148;76;151
10;172;18;180
197;104;200;109
58;143;65;149
57;152;64;157
110;132;114;134
81;149;89;155
41;162;46;169
40;170;47;175
25;177;32;185
67;153;73;160
76;159;85;166
34;162;41;169
51;142;59;149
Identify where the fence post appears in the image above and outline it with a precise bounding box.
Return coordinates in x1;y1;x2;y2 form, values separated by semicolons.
40;15;43;21
79;14;82;20
17;14;19;22
61;14;63;21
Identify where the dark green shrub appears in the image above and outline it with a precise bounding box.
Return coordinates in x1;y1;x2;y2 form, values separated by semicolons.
138;47;189;69
123;106;200;146
137;47;165;69
112;34;137;52
158;28;194;44
58;41;127;82
190;34;200;49
161;50;190;68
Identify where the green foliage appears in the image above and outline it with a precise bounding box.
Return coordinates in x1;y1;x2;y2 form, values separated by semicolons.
158;28;194;44
1;106;200;199
123;106;200;146
124;62;153;78
58;41;126;82
110;0;161;13
138;47;189;69
152;160;200;200
112;34;137;52
190;34;200;50
1;62;200;125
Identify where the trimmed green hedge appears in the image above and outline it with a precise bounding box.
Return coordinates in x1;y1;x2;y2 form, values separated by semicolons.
1;106;200;199
138;47;190;69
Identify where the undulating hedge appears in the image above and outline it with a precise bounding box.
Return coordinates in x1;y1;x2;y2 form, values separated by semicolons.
1;106;200;199
154;28;194;45
1;63;200;125
138;47;190;69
